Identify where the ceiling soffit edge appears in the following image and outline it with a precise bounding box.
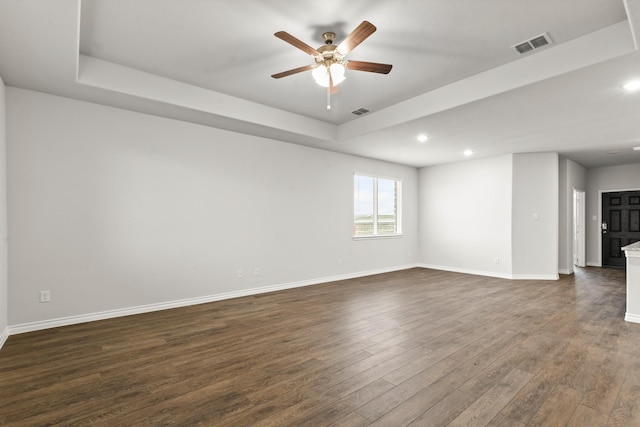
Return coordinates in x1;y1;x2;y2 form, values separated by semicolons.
336;21;635;142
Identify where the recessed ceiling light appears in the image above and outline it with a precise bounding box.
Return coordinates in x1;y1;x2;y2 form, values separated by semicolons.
623;80;640;92
633;146;640;151
417;134;429;143
608;150;619;155
463;149;474;156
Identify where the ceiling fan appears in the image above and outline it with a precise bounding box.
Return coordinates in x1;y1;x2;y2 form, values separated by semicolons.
271;21;392;110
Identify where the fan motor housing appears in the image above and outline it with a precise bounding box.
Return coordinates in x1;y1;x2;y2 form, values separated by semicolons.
317;44;339;58
322;32;336;44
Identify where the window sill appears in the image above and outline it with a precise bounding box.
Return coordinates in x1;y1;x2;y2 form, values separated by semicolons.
353;234;404;241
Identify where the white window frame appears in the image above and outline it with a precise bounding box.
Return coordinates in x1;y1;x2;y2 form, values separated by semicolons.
353;173;403;239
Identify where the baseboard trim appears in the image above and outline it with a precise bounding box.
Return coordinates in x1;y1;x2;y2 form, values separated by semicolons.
3;262;565;339
418;264;514;280
558;268;574;275
418;264;559;281
7;264;419;336
625;313;640;324
586;262;602;267
0;327;8;349
511;273;560;280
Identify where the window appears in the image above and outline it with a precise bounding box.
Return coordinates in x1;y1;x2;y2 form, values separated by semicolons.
353;174;402;237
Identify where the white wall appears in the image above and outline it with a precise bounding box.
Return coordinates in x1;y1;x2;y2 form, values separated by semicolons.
418;155;513;278
6;88;418;328
418;153;559;279
0;75;8;345
586;163;640;266
511;153;559;279
558;158;587;274
7;85;625;334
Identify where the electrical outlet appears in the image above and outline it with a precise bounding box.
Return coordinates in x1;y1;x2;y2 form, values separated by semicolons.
338;258;342;266
254;267;260;276
237;270;243;278
40;290;51;303
494;257;500;264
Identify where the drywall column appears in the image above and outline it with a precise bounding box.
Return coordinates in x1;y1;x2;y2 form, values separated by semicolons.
512;153;559;279
624;242;640;323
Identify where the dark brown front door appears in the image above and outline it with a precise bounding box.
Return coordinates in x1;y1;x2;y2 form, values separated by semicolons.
602;190;640;268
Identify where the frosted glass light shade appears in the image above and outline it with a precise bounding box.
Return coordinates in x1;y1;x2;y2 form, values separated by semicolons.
312;63;346;87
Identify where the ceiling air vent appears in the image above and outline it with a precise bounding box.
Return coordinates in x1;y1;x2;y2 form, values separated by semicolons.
512;32;553;55
352;107;370;116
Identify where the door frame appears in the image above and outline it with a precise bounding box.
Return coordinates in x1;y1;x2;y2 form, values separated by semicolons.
573;189;586;268
598;187;640;267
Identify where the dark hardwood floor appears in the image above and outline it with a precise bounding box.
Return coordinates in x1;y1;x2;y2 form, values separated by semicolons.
1;267;639;426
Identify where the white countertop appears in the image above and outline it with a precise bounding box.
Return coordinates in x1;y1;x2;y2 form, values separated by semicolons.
623;241;640;252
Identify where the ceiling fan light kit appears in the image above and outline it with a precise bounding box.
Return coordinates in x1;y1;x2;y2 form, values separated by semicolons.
312;61;346;88
272;21;392;110
312;32;346;88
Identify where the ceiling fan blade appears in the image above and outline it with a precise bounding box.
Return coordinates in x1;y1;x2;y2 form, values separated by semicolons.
347;60;392;74
274;31;319;56
337;21;376;54
271;65;314;79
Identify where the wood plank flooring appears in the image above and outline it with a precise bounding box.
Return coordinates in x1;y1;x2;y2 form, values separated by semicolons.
1;267;640;426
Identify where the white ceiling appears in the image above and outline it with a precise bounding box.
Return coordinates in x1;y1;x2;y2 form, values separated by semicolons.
2;0;640;168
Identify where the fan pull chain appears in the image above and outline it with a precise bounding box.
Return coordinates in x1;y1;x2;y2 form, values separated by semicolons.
327;86;331;110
